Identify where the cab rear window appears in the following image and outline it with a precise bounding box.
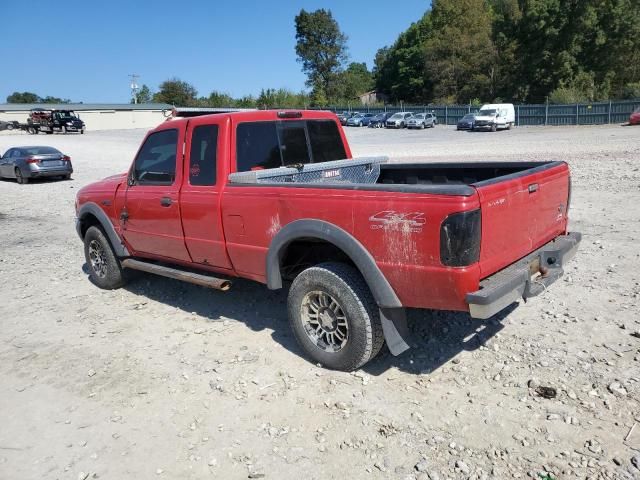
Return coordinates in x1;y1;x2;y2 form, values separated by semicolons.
236;120;346;172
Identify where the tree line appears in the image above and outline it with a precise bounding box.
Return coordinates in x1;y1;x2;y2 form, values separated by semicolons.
6;3;639;107
374;0;640;104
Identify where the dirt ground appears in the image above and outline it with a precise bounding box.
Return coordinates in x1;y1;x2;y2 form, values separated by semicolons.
1;124;639;480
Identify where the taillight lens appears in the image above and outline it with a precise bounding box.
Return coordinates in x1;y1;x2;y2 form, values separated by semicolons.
440;209;481;267
63;155;71;162
26;157;40;164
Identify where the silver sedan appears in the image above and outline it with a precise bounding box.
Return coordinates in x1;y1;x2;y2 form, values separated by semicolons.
0;146;73;184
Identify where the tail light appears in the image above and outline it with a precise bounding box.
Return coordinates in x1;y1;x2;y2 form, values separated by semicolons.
440;209;481;267
26;157;40;164
63;155;71;162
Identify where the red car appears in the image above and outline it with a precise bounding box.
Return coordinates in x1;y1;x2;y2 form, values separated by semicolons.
630;106;640;125
75;110;581;371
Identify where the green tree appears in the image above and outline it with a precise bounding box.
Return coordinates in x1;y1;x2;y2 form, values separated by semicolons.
294;9;348;101
135;84;152;104
6;91;40;103
335;62;374;101
423;0;497;103
152;78;198;106
40;96;71;103
208;91;236;107
374;13;432;102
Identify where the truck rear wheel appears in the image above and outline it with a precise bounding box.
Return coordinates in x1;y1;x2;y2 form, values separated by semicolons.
83;226;125;290
287;262;384;371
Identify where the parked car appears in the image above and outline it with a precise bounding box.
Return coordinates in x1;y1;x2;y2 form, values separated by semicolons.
0;146;73;184
386;112;414;128
473;103;515;131
407;113;437;129
336;111;349;124
339;112;360;126
629;106;640;125
346;113;375;127
0;120;19;131
368;112;393;128
75;109;580;371
457;113;477;130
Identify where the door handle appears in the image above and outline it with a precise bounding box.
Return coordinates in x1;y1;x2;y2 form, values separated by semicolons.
160;197;172;207
528;183;539;193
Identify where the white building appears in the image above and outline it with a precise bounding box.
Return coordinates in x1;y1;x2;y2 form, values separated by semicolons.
0;103;173;131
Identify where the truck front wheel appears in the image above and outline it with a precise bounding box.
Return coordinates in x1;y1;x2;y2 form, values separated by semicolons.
287;262;384;371
83;226;125;290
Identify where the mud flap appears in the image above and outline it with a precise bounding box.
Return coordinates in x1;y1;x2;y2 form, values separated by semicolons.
380;308;411;356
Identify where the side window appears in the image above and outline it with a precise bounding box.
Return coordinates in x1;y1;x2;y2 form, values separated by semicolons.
133;129;178;185
189;125;218;186
236;122;281;172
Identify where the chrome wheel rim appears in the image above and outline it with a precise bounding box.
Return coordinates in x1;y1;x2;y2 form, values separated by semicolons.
300;291;349;353
88;240;107;278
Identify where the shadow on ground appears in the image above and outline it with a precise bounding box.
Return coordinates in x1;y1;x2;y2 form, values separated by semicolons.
83;264;510;376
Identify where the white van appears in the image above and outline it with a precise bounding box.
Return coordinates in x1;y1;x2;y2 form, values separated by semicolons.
473;103;515;131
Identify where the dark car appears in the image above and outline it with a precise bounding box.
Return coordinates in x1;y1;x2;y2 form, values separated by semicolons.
368;112;393;128
0;120;19;131
0;146;73;184
629;106;640;125
456;113;477;131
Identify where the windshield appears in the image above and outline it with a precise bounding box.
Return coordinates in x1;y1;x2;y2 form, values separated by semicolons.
412;114;425;119
389;113;403;119
479;109;496;116
462;114;475;120
54;112;78;120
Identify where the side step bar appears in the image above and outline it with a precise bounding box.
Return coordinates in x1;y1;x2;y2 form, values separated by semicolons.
121;259;231;291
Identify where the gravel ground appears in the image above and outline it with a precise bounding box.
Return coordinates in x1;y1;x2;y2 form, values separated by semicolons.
1;124;639;480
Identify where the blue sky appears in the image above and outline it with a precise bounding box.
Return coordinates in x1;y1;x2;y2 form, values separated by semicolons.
1;1;429;103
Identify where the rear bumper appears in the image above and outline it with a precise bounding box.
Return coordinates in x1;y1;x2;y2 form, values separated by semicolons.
466;232;581;319
27;166;73;178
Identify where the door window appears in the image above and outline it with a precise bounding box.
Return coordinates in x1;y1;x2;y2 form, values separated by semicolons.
189;125;218;186
133;129;178;185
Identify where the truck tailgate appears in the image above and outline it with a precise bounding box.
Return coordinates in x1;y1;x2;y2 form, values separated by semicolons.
474;162;570;277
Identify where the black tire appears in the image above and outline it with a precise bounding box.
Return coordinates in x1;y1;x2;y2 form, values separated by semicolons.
15;168;28;184
6;123;14;130
45;130;53;135
491;124;497;132
81;129;85;134
62;174;71;180
83;226;125;289
287;262;384;371
506;123;512;130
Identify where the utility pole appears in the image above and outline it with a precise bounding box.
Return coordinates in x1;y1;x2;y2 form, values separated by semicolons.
129;74;140;104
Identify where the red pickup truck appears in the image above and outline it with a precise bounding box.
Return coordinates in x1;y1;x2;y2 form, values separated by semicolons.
75;110;581;371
